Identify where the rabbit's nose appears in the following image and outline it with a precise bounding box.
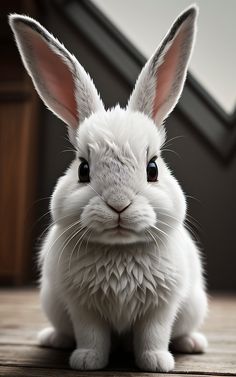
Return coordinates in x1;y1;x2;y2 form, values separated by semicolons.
106;202;131;214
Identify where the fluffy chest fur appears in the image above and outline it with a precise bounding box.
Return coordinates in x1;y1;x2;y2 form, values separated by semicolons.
62;243;177;332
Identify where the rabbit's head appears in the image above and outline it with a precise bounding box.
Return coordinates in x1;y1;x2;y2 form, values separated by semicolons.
9;7;197;245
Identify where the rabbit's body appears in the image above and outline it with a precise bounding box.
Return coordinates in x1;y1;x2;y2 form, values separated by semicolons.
41;222;205;334
10;6;208;372
39;216;207;371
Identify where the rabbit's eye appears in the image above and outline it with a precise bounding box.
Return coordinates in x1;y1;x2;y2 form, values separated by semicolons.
147;159;158;182
78;160;90;183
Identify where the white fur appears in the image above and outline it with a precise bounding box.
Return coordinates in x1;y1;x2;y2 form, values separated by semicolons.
9;5;207;373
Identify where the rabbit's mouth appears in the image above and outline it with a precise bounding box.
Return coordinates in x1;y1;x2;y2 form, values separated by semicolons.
107;224;136;237
89;223;149;245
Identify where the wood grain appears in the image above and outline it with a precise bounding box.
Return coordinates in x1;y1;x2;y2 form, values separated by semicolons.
0;289;236;376
0;367;217;377
0;81;39;284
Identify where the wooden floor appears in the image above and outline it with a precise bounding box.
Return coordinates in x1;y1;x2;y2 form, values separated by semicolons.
0;289;235;376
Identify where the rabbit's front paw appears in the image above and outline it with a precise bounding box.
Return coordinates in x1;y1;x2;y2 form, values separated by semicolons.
172;332;208;353
38;327;74;349
70;348;108;370
136;350;175;372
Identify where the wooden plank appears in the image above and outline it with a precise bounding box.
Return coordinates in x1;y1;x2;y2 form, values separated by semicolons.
0;345;70;369
0;290;236;375
0;344;235;375
0;289;47;345
0;367;220;377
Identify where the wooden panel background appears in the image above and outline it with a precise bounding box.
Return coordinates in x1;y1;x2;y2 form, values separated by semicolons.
0;83;39;283
0;0;39;284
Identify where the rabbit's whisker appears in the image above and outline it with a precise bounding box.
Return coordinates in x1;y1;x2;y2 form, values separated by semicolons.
57;225;86;269
88;184;105;203
68;227;92;274
161;135;185;149
155;210;201;242
161;148;181;159
85;228;94;255
38;215;81;242
44;219;83;264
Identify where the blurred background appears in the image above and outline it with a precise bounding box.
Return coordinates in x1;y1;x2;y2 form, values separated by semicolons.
0;0;235;291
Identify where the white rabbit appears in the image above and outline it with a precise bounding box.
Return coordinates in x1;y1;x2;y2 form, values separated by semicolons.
9;5;208;372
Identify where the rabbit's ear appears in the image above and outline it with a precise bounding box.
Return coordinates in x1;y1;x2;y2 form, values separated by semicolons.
9;14;104;144
127;6;197;126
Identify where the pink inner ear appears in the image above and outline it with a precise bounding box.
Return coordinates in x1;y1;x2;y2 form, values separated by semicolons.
152;24;187;120
28;28;78;127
